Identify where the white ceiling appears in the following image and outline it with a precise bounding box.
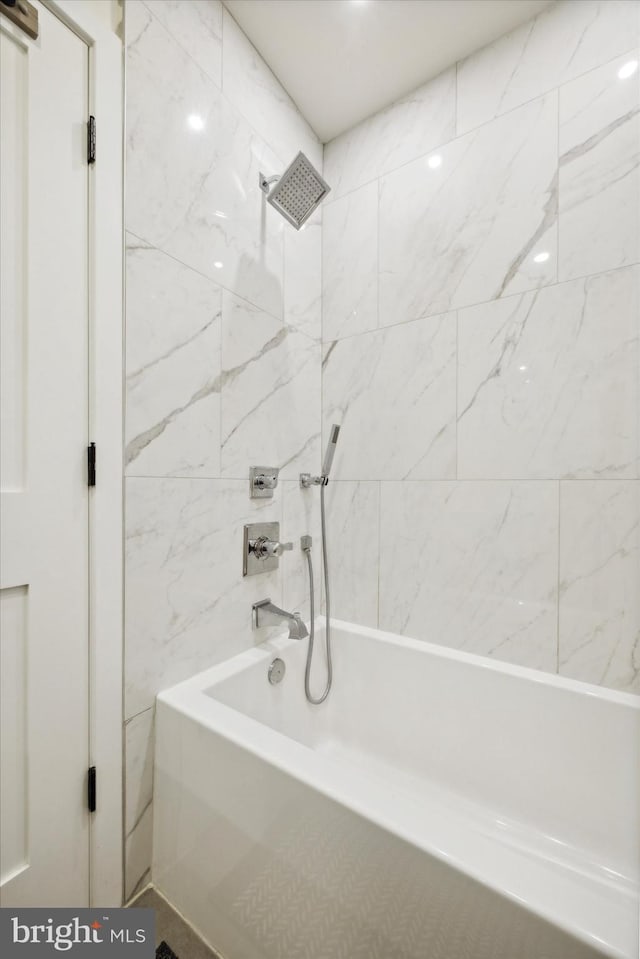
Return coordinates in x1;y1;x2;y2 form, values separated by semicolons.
223;0;554;142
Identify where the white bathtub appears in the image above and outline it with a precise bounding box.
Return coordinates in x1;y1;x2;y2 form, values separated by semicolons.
153;619;640;959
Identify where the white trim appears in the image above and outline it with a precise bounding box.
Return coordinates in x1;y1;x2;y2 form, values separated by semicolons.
43;0;124;906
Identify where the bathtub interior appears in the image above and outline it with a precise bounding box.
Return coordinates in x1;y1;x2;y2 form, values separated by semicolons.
204;619;639;886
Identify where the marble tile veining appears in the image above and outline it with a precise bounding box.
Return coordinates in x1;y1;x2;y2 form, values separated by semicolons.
559;50;640;281
125;707;155;833
220;291;321;480
123;0;328;905
125;800;152;902
457;0;640;135
378;93;558;327
285;211;322;341
126;0;285;319
323;313;457;481
141;0;223;88
324;481;380;628
559;481;640;693
379;481;559;670
324;67;456;201
322;182;378;342
281;481;322;623
125;237;222;478
124;708;155;900
125;477;285;718
457;266;640;480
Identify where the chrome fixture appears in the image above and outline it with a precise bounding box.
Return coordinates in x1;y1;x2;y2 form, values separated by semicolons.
249;465;279;499
259;151;331;230
253;599;309;640
300;424;341;487
243;522;293;577
268;658;286;685
300;424;341;705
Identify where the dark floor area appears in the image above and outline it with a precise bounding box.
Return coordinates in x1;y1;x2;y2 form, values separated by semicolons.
131;886;223;959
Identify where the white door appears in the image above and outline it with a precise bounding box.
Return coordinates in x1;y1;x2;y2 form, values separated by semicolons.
1;2;91;906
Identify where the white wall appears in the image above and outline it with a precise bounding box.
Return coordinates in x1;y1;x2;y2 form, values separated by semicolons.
123;0;322;900
321;0;640;691
72;0;122;33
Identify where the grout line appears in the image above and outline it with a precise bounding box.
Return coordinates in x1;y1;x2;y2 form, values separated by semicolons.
138;0;318;172
376;480;381;628
324;45;639;206
218;288;224;476
221;5;321;156
125;229;321;348
454;58;459;138
220;0;224;93
556;480;562;676
455;310;459;480
376;177;381;330
320;259;640;346
138;0;223;89
556;78;562;283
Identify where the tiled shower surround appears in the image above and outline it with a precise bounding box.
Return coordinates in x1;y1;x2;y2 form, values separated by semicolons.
124;0;322;898
124;0;640;901
322;0;640;692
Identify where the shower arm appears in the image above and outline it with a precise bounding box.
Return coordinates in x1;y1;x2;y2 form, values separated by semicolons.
259;173;280;195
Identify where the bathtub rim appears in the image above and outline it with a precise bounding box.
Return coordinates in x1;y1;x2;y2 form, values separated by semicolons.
161;616;640;708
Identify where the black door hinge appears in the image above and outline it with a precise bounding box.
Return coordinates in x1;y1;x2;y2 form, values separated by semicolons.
87;116;96;164
88;766;97;813
87;442;96;487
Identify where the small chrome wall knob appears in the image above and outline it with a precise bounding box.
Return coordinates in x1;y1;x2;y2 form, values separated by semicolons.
249;466;279;499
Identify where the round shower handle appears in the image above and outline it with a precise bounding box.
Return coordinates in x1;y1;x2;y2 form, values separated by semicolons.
254;473;277;490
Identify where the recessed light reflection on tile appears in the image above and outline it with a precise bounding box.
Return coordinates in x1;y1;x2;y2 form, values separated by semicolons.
519;365;528;372
187;113;205;132
213;261;223;269
618;59;638;80
427;154;443;169
533;251;550;263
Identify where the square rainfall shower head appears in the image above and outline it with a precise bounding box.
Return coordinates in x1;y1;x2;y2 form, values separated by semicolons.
260;152;331;230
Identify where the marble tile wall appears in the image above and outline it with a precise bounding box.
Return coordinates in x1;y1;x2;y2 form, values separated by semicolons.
123;0;639;904
322;0;639;696
124;0;322;899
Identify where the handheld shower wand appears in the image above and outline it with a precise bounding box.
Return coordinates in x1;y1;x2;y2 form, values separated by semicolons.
300;424;341;487
300;425;341;705
322;424;340;479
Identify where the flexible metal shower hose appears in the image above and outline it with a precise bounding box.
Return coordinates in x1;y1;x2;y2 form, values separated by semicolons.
304;482;332;704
